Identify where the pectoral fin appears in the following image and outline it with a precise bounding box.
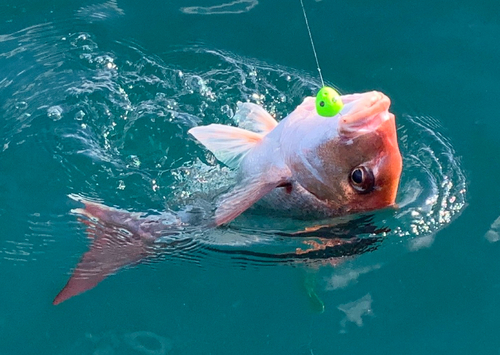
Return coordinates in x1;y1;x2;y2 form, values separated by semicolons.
214;170;290;226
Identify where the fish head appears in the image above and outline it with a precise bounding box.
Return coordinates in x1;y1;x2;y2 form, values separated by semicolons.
292;91;402;214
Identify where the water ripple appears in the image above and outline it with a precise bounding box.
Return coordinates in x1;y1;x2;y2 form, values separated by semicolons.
75;0;125;23
0;18;467;285
393;114;467;249
180;0;259;15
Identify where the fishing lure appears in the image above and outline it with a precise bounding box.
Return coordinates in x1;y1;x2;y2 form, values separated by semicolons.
299;0;343;117
316;86;343;117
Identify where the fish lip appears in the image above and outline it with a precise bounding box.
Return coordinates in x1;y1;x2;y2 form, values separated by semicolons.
338;91;392;137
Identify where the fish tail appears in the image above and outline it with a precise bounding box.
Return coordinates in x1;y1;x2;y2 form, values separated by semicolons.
53;197;154;305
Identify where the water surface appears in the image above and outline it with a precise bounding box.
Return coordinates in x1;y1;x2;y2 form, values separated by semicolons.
1;1;499;354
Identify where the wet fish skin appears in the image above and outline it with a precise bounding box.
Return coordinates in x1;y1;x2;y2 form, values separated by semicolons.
189;91;402;225
54;91;402;304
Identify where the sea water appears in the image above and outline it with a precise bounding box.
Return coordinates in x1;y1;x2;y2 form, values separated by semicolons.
0;0;499;354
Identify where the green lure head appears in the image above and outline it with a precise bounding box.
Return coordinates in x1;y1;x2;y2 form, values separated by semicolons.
315;86;343;117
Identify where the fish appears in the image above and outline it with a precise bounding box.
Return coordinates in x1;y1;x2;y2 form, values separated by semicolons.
189;90;402;225
53;90;402;305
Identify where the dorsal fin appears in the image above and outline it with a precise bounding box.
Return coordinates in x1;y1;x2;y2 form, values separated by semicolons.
234;102;278;134
188;124;262;169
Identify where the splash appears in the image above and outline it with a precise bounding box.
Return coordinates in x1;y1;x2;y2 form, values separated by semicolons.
0;18;467;301
52;43;466;262
391;114;467;250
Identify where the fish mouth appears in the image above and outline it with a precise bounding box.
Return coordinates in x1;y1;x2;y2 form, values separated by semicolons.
337;91;392;137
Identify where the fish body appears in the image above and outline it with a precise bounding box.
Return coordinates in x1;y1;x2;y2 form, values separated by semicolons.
189;91;402;225
54;90;402;305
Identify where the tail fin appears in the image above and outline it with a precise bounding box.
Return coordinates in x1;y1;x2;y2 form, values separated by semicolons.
53;199;154;305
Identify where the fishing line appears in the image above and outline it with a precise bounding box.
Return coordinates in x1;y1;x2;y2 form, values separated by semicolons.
298;0;344;117
299;0;324;87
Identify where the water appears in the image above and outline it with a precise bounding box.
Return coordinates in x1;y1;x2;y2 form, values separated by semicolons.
0;0;499;354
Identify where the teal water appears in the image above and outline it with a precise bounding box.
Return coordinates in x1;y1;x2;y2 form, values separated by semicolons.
0;0;499;354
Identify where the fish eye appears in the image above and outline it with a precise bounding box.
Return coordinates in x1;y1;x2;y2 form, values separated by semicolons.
349;166;375;194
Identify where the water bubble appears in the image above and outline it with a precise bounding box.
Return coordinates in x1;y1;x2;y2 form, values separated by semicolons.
74;110;85;121
123;331;172;355
155;92;166;100
70;32;98;52
220;104;234;118
80;53;93;63
203;89;216;101
199;101;209;113
126;155;141;168
47;106;63;120
164;99;177;110
95;55;117;70
117;180;125;190
250;93;265;103
185;75;203;91
15;101;28;110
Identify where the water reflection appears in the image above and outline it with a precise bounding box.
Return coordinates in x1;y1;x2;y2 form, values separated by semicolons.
324;264;381;290
0;17;467;307
338;293;374;333
484;215;500;243
61;329;172;355
180;0;258;15
53;195;387;304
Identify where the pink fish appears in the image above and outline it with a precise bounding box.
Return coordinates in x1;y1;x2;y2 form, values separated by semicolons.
53;91;402;305
189;90;402;225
